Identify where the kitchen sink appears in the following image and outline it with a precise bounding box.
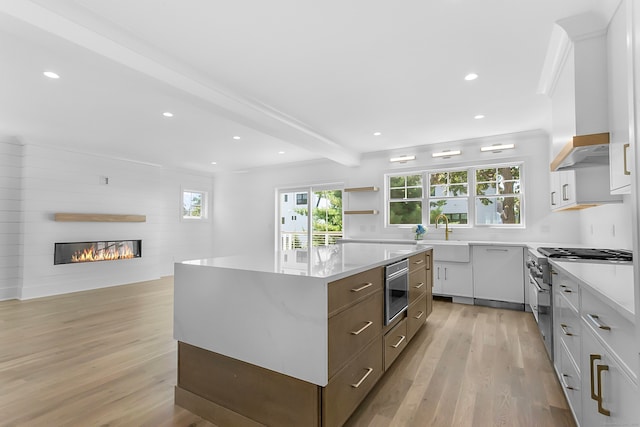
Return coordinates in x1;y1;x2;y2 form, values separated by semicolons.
417;240;470;262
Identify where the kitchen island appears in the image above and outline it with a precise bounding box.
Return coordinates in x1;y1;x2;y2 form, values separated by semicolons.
174;243;433;427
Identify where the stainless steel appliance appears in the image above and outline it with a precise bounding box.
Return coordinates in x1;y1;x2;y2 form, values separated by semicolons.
526;248;553;360
537;247;632;262
384;259;409;325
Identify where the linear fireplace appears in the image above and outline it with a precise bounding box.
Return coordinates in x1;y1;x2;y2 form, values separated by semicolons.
54;240;142;265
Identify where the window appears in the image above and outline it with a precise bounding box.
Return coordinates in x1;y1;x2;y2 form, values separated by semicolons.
388;174;422;225
428;170;468;225
475;165;522;225
385;162;523;228
182;189;208;220
296;193;308;205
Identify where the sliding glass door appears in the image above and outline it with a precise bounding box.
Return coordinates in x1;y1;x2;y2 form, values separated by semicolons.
278;186;343;252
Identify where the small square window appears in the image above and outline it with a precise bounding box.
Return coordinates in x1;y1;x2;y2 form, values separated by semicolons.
182;189;208;220
296;193;308;205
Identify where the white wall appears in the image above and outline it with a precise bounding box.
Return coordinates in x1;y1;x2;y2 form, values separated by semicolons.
14;143;214;300
212;130;583;257
0;138;23;300
578;198;633;249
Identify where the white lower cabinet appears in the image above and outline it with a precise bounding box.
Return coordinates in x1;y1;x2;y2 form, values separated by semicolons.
551;261;639;427
472;245;525;304
581;327;639;426
432;261;472;298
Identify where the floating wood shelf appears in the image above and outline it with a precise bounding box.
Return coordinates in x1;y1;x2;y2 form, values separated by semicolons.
344;186;379;192
54;213;146;223
344;210;379;215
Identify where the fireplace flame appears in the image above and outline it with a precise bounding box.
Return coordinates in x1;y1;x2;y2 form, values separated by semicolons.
71;242;136;263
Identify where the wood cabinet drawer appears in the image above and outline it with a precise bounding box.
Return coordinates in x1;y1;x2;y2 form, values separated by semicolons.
409;267;427;303
555;291;581;369
328;267;383;316
384;317;407;371
328;291;383;378
407;293;427;341
557;339;582;425
581;286;637;379
552;269;580;311
409;252;426;272
323;335;383;427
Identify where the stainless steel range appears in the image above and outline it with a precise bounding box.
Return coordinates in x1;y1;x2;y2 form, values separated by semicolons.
526;248;552;360
537;247;632;262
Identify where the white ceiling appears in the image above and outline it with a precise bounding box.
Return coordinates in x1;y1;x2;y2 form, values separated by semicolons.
0;0;609;174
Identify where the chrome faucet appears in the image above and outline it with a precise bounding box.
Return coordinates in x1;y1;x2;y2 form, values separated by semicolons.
435;214;452;240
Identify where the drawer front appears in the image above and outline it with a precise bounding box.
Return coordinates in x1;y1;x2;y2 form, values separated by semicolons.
328;267;383;316
407;293;427;341
557;340;582;425
328;291;383;378
409;252;427;272
409;267;427;303
323;336;383;427
581;286;637;379
556;292;581;369
384;317;407;371
552;270;580;311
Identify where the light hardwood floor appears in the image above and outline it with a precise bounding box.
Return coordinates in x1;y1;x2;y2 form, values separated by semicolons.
0;278;575;427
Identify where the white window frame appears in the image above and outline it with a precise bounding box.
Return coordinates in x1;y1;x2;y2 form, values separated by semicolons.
384;161;525;229
181;187;210;222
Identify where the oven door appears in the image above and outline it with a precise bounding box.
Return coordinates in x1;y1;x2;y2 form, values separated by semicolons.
531;274;553;360
385;260;409;325
528;272;540;322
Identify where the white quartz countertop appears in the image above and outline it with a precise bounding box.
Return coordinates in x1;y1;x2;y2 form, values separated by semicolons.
549;259;635;320
181;242;430;281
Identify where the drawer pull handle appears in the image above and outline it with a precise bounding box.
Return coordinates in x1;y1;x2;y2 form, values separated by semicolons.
624;143;631;175
351;367;374;388
414;311;424;320
351;282;373;293
414;259;424;265
415;282;425;289
596;364;611;416
562;288;573;294
351;321;373;335
560;373;575;390
587;314;611;331
391;335;406;348
560;324;573;336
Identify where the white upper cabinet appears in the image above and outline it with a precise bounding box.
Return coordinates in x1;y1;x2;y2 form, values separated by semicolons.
608;1;633;194
550;166;622;211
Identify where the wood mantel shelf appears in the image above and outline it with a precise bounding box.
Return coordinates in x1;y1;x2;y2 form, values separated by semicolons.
54;213;146;223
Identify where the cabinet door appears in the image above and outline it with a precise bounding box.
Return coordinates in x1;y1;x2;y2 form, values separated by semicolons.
433;262;444;295
559;170;576;207
472;246;524;303
434;261;472;297
550;171;561;209
608;0;632;194
581;328;640;426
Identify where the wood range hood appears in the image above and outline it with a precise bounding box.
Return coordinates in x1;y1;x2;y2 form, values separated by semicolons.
550;132;610;171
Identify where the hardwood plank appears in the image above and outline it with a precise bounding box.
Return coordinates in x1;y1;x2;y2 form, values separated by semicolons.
0;279;576;427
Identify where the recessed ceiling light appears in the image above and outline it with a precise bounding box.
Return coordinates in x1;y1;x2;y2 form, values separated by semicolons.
162;112;174;117
373;132;382;136
474;114;485;119
233;136;241;140
211;161;217;165
43;71;60;79
278;151;285;154
465;73;478;81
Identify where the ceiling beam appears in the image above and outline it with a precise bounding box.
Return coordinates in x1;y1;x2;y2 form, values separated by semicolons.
0;0;361;167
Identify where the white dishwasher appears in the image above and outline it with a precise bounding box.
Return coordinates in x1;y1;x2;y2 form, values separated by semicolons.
472;245;525;310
